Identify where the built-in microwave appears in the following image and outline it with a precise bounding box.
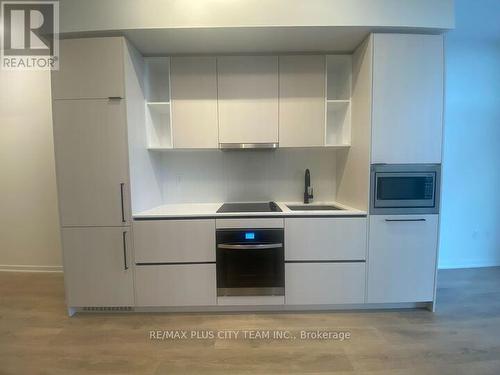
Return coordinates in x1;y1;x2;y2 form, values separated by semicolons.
370;164;441;215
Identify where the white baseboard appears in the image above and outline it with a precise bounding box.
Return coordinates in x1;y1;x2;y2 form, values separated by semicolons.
438;261;500;270
0;264;63;273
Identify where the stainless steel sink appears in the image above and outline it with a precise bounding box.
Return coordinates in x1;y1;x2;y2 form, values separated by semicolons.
286;204;342;211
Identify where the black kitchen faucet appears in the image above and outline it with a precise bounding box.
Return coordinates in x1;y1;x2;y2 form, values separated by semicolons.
304;169;314;204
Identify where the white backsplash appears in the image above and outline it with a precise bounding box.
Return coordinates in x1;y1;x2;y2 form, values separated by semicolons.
159;149;336;203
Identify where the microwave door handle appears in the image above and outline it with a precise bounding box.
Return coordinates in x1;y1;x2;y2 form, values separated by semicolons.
218;243;283;250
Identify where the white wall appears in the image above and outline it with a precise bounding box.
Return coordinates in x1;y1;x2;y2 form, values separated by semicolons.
0;69;62;271
160;149;336;204
439;0;500;269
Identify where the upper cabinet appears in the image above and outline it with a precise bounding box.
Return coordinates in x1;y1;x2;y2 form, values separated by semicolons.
217;56;279;145
326;55;352;146
51;36;445;156
279;55;326;147
171;57;219;148
144;57;173;149
371;34;444;164
52;37;125;100
144;53;357;149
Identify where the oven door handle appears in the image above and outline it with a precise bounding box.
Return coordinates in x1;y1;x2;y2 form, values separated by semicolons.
218;243;283;250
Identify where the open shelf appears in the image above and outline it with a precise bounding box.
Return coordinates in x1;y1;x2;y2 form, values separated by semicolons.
325;55;352;146
147;147;173;151
326;55;352;101
145;58;171;102
147;102;170;114
326;101;351;146
146;104;172;149
326;99;350;103
145;58;172;149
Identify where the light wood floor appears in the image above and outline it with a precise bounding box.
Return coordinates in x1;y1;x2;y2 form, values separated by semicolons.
1;267;500;374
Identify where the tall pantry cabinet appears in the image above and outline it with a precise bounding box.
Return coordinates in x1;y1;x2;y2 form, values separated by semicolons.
51;37;135;310
367;34;444;306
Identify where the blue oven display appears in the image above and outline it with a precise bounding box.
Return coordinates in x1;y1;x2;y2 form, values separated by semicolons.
245;232;255;240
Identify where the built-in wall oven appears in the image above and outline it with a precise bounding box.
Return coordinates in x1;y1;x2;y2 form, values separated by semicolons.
370;164;441;215
216;228;284;297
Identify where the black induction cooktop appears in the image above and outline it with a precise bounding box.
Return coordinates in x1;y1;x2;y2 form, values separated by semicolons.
216;202;282;213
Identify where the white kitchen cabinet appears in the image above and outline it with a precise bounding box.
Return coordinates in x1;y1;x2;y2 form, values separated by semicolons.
285;218;367;260
279;55;325;147
326;55;352;146
145;57;170;102
52;37;125;100
171;57;219;148
367;214;439;303
144;58;172;149
52;99;130;227
371;34;444;164
133;219;215;263
285;263;365;305
217;56;279;144
135;264;217;306
62;227;134;307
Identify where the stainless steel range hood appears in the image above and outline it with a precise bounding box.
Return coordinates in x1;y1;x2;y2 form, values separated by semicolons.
219;143;279;150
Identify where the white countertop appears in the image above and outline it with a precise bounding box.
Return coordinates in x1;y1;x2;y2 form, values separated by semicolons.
133;201;366;219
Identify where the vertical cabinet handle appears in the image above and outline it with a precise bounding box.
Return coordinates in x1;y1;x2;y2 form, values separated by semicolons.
120;183;126;223
122;231;129;270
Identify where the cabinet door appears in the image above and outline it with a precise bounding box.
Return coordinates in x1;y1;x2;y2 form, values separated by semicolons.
53;99;130;226
62;227;134;307
286;263;365;305
371;34;444;164
133;219;215;263
217;56;279;144
279;55;326;147
285;218;366;260
171;57;218;148
135;264;217;307
367;214;438;303
52;37;125;99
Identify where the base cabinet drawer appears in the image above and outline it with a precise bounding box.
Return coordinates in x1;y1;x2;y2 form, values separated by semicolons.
135;264;216;307
285;263;365;305
133;219;215;263
285;217;367;260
